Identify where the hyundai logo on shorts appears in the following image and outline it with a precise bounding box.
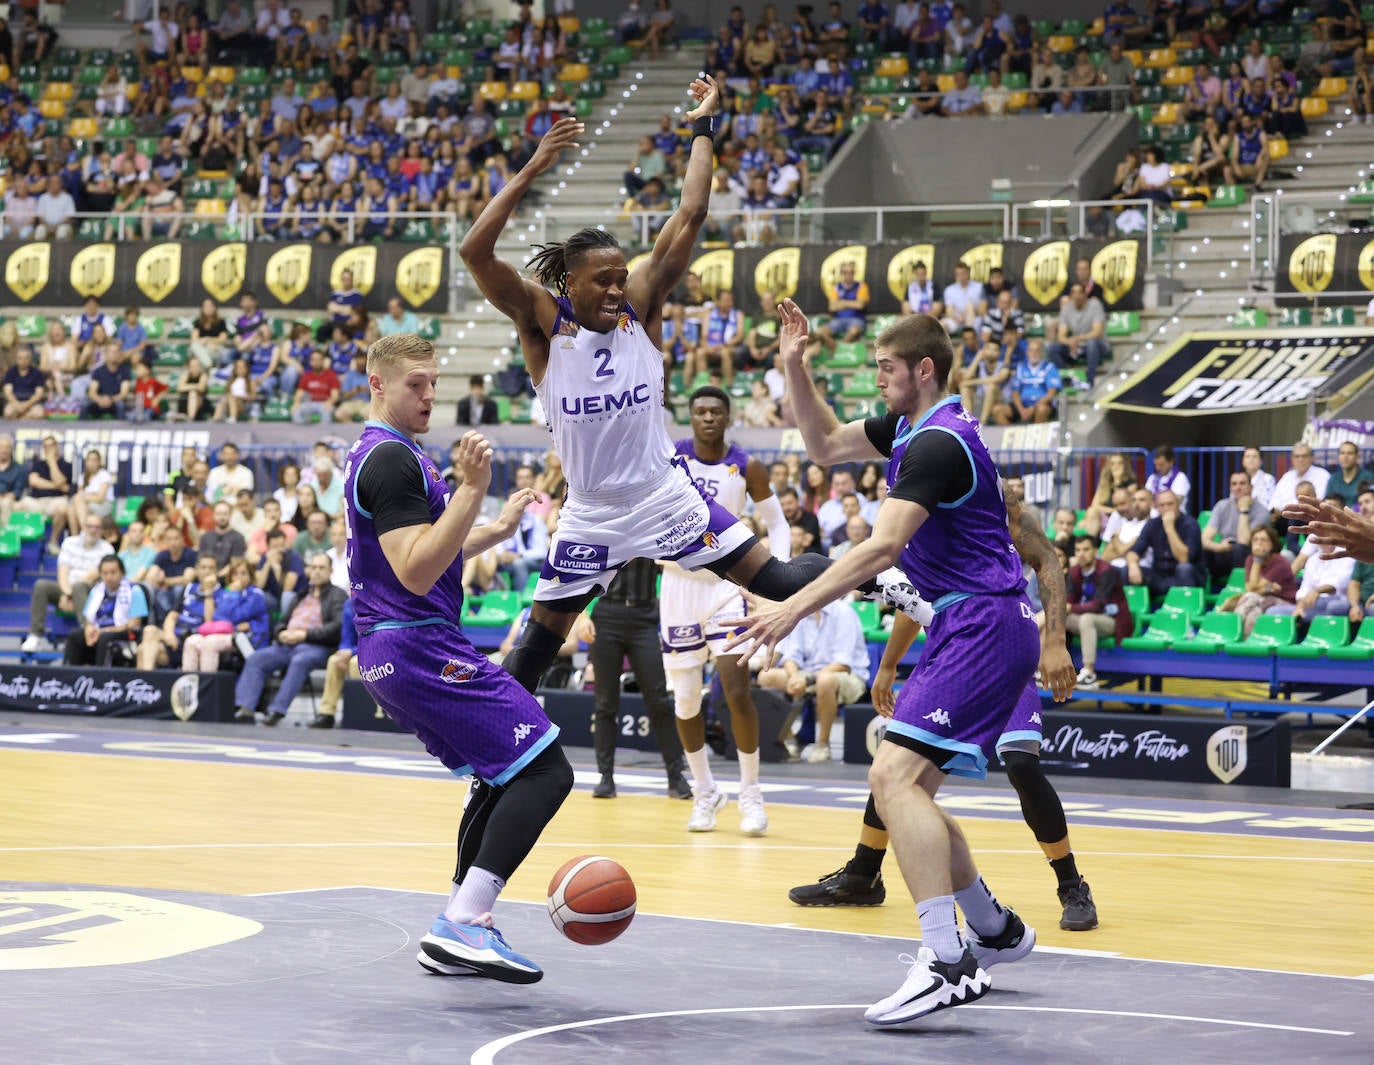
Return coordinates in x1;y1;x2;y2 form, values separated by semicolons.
566;545;597;560
553;541;609;573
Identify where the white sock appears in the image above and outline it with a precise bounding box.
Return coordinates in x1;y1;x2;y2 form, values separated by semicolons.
684;745;715;794
954;875;1008;939
916;894;965;964
444;866;505;924
737;748;760;790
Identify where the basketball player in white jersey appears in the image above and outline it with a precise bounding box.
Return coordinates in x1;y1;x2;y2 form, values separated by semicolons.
459;82;922;697
663;386;791;836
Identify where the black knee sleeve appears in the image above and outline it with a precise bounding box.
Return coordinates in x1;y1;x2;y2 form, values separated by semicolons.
453;777;502;885
862;791;887;832
502;619;573;693
472;743;574;881
1003;750;1068;845
742;552;834;600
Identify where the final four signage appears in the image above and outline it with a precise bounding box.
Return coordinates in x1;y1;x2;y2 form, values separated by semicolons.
1104;331;1374;415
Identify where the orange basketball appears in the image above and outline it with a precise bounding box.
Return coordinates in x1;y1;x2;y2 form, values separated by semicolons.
546;855;636;945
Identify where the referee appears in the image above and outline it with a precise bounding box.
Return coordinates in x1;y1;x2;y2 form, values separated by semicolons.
579;557;691;799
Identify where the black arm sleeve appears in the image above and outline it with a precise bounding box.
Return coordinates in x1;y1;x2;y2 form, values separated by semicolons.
887;431;975;513
863;412;902;457
356;441;434;536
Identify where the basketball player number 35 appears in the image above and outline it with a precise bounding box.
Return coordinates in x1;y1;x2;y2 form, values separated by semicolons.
593;348;614;379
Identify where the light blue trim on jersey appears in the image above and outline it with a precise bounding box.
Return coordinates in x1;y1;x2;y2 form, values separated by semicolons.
490;723;561;786
368;617;457;633
884;719;990;779
931;591;974;613
352;420;424;519
913;424;977;510
996;730;1044;753
909;394;963;432
448;763;475;779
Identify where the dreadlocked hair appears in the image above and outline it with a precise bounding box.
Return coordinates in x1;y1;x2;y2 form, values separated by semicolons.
525;228;623;294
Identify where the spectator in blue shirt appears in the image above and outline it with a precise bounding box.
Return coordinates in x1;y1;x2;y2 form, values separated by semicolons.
116;306;151;366
326;269;365;327
1051;89;1086;114
334;352;370;423
940;70;985;115
256;526;305;617
84;346;132;420
1126;489;1204;594
992;338;1060;425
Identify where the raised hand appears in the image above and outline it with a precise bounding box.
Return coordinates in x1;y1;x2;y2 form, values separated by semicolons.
498;487;539;532
776;298;810;371
1284;498;1374;563
453;431;493;496
686;73;721;119
529;117;585;175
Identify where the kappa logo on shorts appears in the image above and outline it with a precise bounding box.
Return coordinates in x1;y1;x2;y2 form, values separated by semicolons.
513;722;535;744
440;659;478;684
552;541;610;573
924;708;952;728
1031;712;1042;725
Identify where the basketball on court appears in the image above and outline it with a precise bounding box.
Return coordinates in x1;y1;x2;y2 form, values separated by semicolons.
547;856;637;945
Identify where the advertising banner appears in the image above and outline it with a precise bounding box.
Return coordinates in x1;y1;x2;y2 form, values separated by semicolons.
1103;331;1374;415
0;241;448;312
0;666;234;721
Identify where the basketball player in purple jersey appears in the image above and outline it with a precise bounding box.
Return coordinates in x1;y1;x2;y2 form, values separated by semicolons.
343;333;574;984
729;301;1078;1026
459;83;922;697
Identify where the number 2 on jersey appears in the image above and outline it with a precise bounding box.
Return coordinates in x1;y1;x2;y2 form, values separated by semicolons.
593;347;614;379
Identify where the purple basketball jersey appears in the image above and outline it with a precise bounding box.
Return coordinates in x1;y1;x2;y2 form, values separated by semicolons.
344;420;465;634
886;395;1024;605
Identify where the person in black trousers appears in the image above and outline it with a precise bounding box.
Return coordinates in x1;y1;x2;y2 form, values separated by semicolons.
577;557;690;799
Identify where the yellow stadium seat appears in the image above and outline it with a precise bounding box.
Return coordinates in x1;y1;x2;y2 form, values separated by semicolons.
38;99;66;118
1124;50;1143;67
1175;185;1210;208
445;65;462;79
936;73;955;92
194;199;226;216
1315;76;1348;97
876;56;909;78
68;117;98;138
208;65;236;83
125;84;140;101
477;81;507;101
180;66;203;82
1145;48;1178;69
1047;35;1075;53
1087;18;1105;35
42;82;73;101
557;62;590;83
1268;135;1289;159
0;63;9;82
557;15;579;33
507;80;540;100
1152;102;1179;124
1160;65;1192;87
1007;90;1029;111
1300;96;1329;117
860;100;889;116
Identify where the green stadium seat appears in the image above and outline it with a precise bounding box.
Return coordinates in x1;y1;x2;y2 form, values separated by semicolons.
493;395;511;422
1279;307;1312;327
400;219;435;241
141;315;164;339
104;116;133;138
1231;308;1268;328
184;222;221;240
76;218;104;241
1320;306;1356;326
1276;615;1351;659
822;341;867;369
239;66;267;85
840;370;879;398
1123;584;1151;631
6;512;47;541
1151;585;1206;623
1119;608;1190;651
519;572;538;608
0;526;20;559
1351;179;1374;204
467;589;520;627
852;599;888;642
1172;612;1242;653
1105;310;1139;336
603;45;633;64
16;314;46;339
114;496;144;527
865;314;896;339
1208;567;1247;606
1223;613;1297;655
417;317;441;340
1208;184;1246;208
1327;617;1374;660
78;65;105;85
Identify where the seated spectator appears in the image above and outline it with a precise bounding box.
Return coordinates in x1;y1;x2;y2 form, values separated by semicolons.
334;352;370;424
130;360;170;423
294;507;334;560
495;484;549;593
17;435;73;554
1186;116;1231;185
901;259;942;317
292;349;341;425
200;501;248;578
780;486;823;554
21;515;115;652
957;340;1010;424
63;555;149;668
758;599;870;763
992;339;1059;424
1099;40;1137;110
1328;441;1374;509
377;296;420;337
34;175;76;241
1065;533;1133;690
139;553;221;670
118;520;158;582
1203;470;1269;587
146;522;200;616
457;374;499;426
229;488;265;543
1145;444;1192;509
817;468;860;542
1050;507;1078;548
234;554;345;725
1269;441;1329;531
189;299;230;368
257;526;304;615
82;344;131;420
964;14;1007;75
643;0;677;57
1126;489;1203;595
940;69;984;116
2;345;47;419
0;433;24;528
830;513;872;559
141;176;184;240
1182;61;1221;124
1046;283;1108;387
312;595;387;728
741;378;783;427
206;443;256;504
1225;112;1269;192
944;3;974;59
941;260;985;334
1128;145;1173;207
794;89;843;160
247;498;297;561
1099;485;1147;574
1083;452;1135;539
1269;524;1356;623
813;261;869;356
67;449;116;541
183;556;272;672
684;291;745;386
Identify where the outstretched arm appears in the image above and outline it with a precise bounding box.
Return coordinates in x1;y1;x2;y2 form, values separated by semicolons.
1006;491;1076;701
776;298;882;464
1284;498;1374;563
627;76;721;331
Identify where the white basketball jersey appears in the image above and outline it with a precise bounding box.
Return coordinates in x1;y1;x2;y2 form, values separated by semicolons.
534;298;675;500
668;437;751;584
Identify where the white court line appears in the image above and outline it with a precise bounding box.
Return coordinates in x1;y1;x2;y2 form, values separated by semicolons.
5;840;1374;864
469;1004;1353;1063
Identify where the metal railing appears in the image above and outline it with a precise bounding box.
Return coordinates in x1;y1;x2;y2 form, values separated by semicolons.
1249;188;1374;281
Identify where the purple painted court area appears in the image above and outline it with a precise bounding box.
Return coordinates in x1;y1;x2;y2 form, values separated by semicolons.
0;884;1368;1065
4;726;1373;843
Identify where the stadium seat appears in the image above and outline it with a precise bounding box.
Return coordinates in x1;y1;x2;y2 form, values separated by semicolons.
1279;307;1312;327
16;315;46;339
1208;184;1246;208
1172;612;1242;654
6;512;46;541
876;56;909;78
558;62;590;83
840;370;879;397
822;341;867;368
1320;306;1356;326
1231;308;1268;328
1327;617;1374;660
508;80;541;101
1314;76;1348;97
114;497;144;527
1160;65;1192;86
1106;311;1139;336
1152;103;1179;124
1276;616;1351;659
1119;608;1190;651
1208;567;1247;605
1152;585;1206;624
467;589;520;627
1222;614;1296;655
1300;97;1328;118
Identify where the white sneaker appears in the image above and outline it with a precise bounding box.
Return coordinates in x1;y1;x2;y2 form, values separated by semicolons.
686;787;727;832
806;743;832;763
738;784;768;837
1075;667;1099;690
20;634;44;652
864;946;990;1026
869;568;934;626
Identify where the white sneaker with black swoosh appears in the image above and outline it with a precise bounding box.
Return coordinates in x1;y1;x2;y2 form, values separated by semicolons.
864;946;990;1026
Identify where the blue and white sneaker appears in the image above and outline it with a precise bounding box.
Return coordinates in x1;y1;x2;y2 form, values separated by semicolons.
418;912;543;984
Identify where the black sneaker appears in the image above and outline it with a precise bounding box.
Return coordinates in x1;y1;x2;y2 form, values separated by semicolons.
665;769;692;800
966;907;1036;968
1058;878;1099;931
233;707;255;722
307;714;335;729
788;867;886;907
592;774;616;798
262;711;285;727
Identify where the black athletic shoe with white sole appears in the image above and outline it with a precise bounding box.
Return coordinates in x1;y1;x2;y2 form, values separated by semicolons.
868;568;935;626
864;946;991;1026
966;908;1036;968
788;868;886;907
1058;878;1099;931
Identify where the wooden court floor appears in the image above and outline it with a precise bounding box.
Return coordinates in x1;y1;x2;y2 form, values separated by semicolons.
4;746;1374;979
